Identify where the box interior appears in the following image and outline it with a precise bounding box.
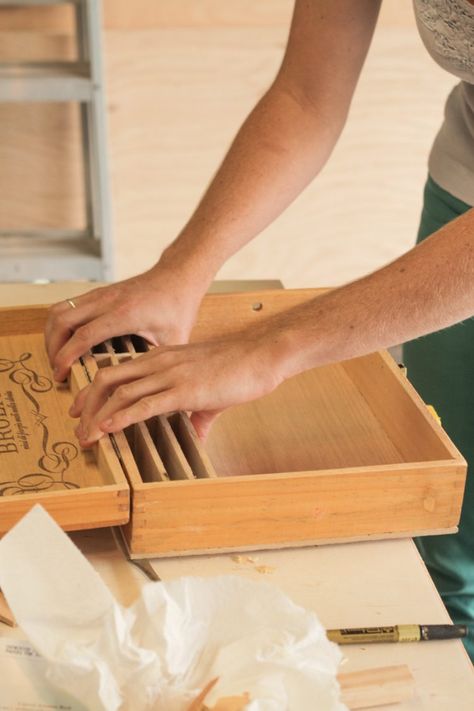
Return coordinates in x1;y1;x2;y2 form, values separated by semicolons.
0;294;457;502
95;340;454;484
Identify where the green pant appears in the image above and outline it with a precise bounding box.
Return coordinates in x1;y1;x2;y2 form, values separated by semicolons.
403;176;474;660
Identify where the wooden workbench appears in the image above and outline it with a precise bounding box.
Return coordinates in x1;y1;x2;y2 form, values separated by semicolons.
0;281;473;710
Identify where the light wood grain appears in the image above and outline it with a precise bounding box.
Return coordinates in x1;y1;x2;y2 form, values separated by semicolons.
0;303;52;336
0;313;129;534
190;288;326;342
206;363;404;476
189;665;414;710
339;665;415;709
124;461;464;557
344;352;463;463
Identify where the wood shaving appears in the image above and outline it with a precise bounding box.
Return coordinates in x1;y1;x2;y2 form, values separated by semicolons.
205;693;250;710
186;678;219;711
0;589;15;627
230;556;275;576
187;678;250;711
255;565;275;575
230;555;257;565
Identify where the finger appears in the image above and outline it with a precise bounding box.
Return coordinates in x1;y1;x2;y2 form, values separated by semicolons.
190;410;222;441
53;312;126;382
45;285;116;346
73;349;179;441
69;383;91;418
72;362;127;422
45;298;100;366
79;370;173;445
76;357;153;432
98;390;179;438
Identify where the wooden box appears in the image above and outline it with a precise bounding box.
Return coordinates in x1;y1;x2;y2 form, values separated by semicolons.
0;290;467;558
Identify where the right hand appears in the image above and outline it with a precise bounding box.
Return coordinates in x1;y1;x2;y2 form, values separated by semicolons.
45;267;203;382
69;316;288;444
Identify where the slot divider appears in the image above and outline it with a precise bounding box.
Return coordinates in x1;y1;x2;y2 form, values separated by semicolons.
148;415;195;481
92;353;113;366
168;412;217;479
122;335;136;354
125;423;169;483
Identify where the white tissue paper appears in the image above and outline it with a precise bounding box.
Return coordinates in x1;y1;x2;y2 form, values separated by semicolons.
0;505;347;711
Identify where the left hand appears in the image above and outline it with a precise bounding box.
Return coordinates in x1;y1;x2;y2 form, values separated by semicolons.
69;326;287;444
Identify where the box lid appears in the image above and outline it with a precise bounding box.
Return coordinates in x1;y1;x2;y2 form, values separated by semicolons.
0;305;129;533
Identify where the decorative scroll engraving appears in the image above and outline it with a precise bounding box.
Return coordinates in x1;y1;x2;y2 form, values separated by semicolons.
0;353;80;496
0;352;52;396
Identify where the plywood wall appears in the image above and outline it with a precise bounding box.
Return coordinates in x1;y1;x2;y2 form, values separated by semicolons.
0;1;292;31
0;1;457;285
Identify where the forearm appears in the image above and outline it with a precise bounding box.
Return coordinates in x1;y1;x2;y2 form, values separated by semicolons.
271;208;474;378
153;0;381;292
157;83;344;288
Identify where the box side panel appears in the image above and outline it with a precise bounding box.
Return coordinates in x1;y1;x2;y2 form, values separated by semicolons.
125;463;465;556
190;289;323;342
344;352;464;463
0;304;49;336
0;485;129;533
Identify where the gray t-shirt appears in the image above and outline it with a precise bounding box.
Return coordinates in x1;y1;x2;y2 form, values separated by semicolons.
413;0;474;205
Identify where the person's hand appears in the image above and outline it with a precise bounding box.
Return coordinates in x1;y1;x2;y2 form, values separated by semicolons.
45;267;204;382
69;323;288;443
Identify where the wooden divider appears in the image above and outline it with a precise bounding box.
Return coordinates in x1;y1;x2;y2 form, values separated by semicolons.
147;416;194;481
169;412;217;479
124;423;168;483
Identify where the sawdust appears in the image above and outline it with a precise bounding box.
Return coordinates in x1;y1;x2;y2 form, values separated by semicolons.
254;565;275;575
230;555;275;575
230;555;257;565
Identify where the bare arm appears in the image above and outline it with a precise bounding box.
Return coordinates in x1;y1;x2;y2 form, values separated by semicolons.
46;0;381;379
274;208;474;377
162;0;383;280
72;209;474;443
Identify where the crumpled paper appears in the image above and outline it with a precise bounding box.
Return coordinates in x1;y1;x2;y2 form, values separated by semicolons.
0;505;347;711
